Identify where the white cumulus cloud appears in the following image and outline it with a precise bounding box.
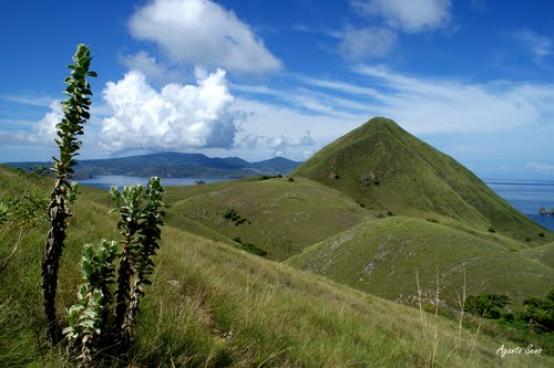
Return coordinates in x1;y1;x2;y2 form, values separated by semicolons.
121;51;185;84
352;0;452;32
340;27;397;60
100;68;238;153
129;0;282;74
36;101;62;139
0;101;62;145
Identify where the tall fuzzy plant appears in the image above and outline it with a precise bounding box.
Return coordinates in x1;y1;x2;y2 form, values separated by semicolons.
64;240;117;367
123;177;165;340
110;178;165;342
110;185;144;338
64;178;165;365
42;44;96;342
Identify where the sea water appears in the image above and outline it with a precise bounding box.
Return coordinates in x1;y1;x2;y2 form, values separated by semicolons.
78;175;224;190
485;179;554;231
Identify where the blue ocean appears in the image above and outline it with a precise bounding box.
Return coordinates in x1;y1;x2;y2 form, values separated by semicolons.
78;175;223;190
485;179;554;231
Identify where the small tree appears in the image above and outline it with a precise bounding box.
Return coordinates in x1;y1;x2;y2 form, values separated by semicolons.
42;44;96;342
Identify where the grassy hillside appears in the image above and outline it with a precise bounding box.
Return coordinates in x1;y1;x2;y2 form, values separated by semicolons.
287;216;554;305
292;117;551;243
4;168;552;366
164;177;370;260
521;242;554;268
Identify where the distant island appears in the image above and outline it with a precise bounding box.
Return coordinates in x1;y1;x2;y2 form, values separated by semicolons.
4;152;301;179
539;207;554;216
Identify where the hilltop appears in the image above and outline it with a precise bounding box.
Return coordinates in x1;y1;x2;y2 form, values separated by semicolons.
292;117;551;243
6;152;301;179
4;167;551;366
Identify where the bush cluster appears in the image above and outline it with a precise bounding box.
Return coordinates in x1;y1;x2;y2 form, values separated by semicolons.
233;236;267;257
259;174;283;180
0;190;50;225
223;208;250;226
464;291;554;333
464;294;510;319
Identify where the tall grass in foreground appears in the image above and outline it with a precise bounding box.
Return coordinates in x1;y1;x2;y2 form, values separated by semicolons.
1;175;553;366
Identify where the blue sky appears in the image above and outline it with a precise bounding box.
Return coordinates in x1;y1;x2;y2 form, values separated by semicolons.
1;0;553;179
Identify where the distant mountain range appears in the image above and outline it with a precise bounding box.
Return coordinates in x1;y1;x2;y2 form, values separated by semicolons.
6;152;301;179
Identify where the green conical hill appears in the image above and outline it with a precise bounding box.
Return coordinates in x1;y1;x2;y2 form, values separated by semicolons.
293;117;551;242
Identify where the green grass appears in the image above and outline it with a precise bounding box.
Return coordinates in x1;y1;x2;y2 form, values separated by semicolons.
292;117;552;243
446;219;532;252
164;177;370;260
3;168;554;366
521;242;554;268
287;216;554;305
156;176;554;315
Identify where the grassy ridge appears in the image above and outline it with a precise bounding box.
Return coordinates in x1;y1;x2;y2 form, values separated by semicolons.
521;242;554;268
3;168;554;366
287;216;554;304
158;176;554;310
164;177;370;260
292;117;551;243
